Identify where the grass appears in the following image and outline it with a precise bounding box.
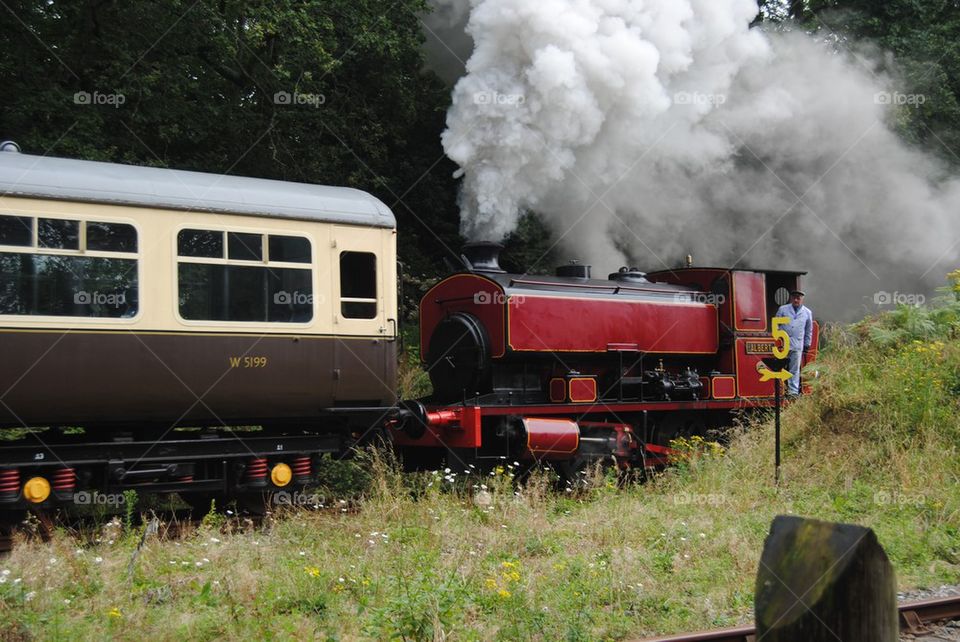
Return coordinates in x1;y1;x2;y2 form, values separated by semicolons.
2;295;960;639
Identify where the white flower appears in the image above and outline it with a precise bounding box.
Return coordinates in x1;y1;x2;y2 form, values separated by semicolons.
195;562;203;567
93;557;103;564
48;558;57;565
25;591;36;601
63;599;71;605
209;537;220;543
298;551;306;556
0;569;9;576
444;468;451;474
0;577;6;584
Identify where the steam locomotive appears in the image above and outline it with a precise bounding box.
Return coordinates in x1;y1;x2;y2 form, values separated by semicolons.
0;147;816;515
393;242;819;471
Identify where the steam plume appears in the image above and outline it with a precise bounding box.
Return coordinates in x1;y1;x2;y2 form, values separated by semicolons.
439;0;960;318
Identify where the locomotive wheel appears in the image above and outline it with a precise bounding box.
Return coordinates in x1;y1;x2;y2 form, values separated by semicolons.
426;312;491;401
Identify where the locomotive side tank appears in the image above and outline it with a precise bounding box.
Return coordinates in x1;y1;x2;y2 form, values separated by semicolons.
420;243;719;404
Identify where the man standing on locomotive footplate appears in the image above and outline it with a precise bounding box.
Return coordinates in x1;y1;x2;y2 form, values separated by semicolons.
775;290;813;399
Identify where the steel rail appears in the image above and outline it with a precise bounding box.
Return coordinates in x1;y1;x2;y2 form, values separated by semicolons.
639;594;960;641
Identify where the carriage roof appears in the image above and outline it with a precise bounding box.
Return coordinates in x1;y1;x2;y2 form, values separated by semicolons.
0;148;395;228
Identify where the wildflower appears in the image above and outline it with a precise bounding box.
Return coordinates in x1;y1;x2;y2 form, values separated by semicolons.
304;566;321;578
0;570;8;576
108;607;121;618
498;589;511;598
485;578;498;590
0;577;5;584
94;557;103;564
24;591;35;601
64;599;71;605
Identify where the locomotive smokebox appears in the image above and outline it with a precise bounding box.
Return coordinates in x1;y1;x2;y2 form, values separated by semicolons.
461;242;505;273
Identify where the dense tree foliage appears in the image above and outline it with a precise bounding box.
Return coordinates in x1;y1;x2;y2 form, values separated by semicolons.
0;0;463;298
761;0;960;168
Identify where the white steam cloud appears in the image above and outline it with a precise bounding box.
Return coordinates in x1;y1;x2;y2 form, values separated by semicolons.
438;0;960;319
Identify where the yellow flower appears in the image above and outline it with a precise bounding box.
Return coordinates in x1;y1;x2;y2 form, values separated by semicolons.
108;607;122;618
485;578;498;590
498;589;511;598
304;566;321;577
502;570;521;583
501;561;516;569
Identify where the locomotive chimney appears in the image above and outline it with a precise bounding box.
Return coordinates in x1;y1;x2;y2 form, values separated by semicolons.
461;241;505;273
555;260;591;279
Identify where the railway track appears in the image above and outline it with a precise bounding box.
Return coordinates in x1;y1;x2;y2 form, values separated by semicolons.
642;595;960;641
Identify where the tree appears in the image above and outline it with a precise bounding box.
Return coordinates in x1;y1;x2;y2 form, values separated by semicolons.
760;0;960;168
0;0;463;279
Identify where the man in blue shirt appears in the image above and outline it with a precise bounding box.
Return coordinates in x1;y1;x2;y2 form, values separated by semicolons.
775;289;813;398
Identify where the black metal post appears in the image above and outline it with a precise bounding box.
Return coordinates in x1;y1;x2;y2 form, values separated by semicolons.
774;377;782;484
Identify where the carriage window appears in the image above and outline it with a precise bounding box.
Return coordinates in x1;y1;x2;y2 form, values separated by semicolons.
0;253;138;317
177;228;312;323
0;216;32;247
38;218;80;250
87;222;137;253
178;264;312;322
178;229;223;258
339;251;377;319
268;235;311;263
228;232;263;261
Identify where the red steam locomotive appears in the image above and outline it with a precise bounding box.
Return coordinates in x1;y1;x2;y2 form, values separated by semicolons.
394;243;819;471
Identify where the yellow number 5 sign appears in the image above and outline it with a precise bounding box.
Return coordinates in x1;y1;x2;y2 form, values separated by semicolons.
771;316;791;358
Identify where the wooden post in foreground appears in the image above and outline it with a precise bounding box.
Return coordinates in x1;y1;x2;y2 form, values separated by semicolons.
755;515;898;641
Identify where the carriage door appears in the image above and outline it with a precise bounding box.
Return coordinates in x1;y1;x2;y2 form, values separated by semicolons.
330;225;387;402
